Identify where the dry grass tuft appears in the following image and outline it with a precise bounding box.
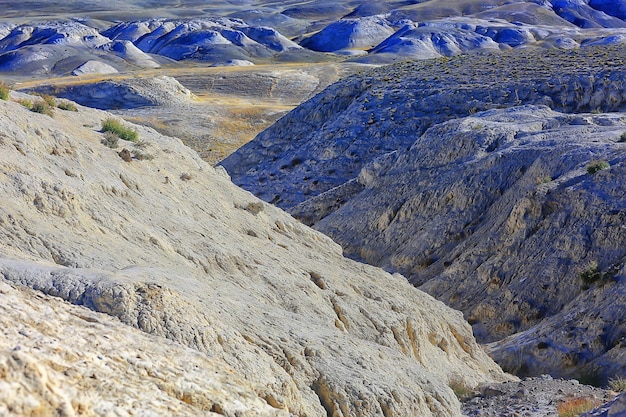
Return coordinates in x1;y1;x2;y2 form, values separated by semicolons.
609;376;626;392
0;81;9;100
557;396;601;417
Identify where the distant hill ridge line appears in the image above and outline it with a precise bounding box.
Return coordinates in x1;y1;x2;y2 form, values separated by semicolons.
4;1;626;75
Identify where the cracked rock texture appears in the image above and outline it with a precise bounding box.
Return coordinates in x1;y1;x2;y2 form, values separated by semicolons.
0;280;284;417
0;93;510;416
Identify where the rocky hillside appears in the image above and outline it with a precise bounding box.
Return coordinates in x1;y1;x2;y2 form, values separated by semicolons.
222;45;626;383
0;92;511;416
222;45;626;209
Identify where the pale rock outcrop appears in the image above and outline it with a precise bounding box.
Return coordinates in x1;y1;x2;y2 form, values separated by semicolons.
71;60;119;76
300;16;396;53
0;21;160;75
0;93;510;416
103;18;304;63
366;21;499;61
97;40;161;69
589;0;626;20
30;76;195;109
553;0;626;28
0;280;285;417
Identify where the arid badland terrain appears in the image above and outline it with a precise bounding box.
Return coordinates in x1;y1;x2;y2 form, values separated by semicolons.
4;1;626;416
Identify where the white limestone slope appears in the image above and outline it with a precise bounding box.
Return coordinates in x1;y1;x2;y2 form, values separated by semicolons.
0;93;510;416
0;280;284;417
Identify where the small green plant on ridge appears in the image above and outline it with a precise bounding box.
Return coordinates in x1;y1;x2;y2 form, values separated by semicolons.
18;98;54;117
586;160;610;174
0;81;9;100
57;100;78;112
101;117;138;142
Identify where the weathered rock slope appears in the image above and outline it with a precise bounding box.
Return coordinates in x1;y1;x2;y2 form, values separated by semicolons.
0;280;284;416
319;105;626;382
222;45;626;382
0;93;510;416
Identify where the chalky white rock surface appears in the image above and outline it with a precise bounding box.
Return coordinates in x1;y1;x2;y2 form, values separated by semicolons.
0;93;510;416
0;280;285;417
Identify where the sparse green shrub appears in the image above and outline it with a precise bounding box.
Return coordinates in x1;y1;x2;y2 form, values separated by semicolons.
586;160;610;174
19;98;53;116
609;376;626;392
580;261;602;287
57;100;78;112
37;94;56;107
31;100;54;116
101;118;138;142
101;131;119;148
619;132;626;142
0;81;9;100
18;99;33;110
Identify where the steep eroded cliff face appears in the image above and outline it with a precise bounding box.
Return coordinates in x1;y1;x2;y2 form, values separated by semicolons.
222;45;626;382
0;93;509;417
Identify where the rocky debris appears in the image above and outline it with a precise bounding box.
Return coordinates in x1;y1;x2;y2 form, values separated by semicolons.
29;76;195;109
0;280;285;417
0;92;511;416
222;44;626;381
461;375;613;417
